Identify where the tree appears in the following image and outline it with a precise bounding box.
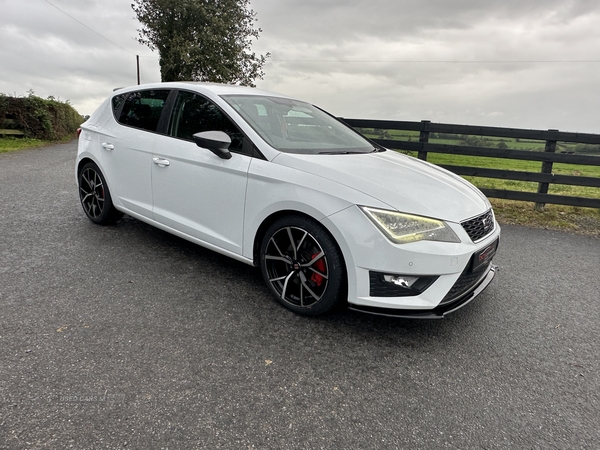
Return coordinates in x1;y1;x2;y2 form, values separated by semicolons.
132;0;269;86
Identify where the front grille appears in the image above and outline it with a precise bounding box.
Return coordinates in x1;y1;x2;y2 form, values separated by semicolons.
461;209;495;242
439;263;490;305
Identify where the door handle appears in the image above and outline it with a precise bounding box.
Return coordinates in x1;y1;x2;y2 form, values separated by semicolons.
101;142;114;151
153;157;170;167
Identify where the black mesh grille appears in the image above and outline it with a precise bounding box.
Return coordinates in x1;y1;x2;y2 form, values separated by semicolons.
461;209;495;242
440;263;490;305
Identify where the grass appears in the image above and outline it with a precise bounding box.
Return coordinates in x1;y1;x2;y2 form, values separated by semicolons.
425;154;600;200
490;199;600;235
0;136;74;153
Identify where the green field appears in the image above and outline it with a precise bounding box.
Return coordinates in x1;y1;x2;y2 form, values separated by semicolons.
360;129;600;199
362;128;600;154
427;153;600;200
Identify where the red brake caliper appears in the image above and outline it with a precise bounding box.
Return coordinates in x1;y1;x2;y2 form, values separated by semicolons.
310;254;326;286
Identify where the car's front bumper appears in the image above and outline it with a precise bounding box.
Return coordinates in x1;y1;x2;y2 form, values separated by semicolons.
348;264;497;319
323;205;501;315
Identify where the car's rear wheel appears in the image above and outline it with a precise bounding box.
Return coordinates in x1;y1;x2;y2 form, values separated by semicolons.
78;162;123;225
259;215;345;316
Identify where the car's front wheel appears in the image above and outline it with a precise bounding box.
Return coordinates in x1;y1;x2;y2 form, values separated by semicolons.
78;162;123;225
259;215;345;316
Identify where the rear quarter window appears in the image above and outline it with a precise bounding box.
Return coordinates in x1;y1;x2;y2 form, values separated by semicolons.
112;93;127;116
116;90;170;133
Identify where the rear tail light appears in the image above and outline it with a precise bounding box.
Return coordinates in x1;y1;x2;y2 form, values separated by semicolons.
77;128;82;138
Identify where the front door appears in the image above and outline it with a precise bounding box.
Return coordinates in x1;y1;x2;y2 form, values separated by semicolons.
151;91;251;255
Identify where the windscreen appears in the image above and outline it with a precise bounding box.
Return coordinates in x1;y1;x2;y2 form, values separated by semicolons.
222;95;375;154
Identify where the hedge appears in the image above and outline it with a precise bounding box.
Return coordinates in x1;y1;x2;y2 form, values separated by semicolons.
0;93;84;140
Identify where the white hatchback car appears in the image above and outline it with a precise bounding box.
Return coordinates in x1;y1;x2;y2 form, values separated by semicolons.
76;82;500;318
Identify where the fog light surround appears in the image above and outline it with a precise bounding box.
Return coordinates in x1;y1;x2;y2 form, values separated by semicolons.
370;271;439;297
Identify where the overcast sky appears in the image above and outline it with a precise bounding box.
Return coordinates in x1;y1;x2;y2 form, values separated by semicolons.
1;0;599;132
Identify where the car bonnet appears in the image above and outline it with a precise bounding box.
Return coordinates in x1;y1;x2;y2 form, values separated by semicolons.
271;150;491;223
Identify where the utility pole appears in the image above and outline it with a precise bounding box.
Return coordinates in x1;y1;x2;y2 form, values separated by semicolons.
136;55;140;85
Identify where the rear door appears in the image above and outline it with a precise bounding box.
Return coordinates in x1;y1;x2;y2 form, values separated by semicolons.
99;89;171;218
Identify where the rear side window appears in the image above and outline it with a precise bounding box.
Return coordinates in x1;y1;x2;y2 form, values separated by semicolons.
116;90;170;132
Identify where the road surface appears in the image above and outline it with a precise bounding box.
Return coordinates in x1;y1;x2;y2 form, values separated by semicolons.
1;141;598;449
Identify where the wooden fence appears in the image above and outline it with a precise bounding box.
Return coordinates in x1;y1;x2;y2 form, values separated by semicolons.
342;118;600;209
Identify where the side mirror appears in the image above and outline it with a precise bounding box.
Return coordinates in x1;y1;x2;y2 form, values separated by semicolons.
192;131;232;160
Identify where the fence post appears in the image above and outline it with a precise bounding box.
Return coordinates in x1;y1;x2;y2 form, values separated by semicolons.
534;129;558;212
418;120;431;161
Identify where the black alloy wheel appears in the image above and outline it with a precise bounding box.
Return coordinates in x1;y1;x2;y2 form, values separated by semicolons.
78;162;123;225
260;215;345;315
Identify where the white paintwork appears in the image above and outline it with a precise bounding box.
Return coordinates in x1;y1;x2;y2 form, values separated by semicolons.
271;151;491;222
322;206;500;309
77;82;500;312
150;133;251;254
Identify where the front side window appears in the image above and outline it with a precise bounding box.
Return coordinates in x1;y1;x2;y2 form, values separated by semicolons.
222;95;376;155
169;91;244;153
117;90;170;132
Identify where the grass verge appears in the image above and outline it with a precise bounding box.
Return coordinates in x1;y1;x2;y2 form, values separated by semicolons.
0;136;74;153
490;199;599;236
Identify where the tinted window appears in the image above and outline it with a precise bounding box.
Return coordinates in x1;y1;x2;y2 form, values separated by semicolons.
169;91;244;153
118;90;170;132
112;93;127;116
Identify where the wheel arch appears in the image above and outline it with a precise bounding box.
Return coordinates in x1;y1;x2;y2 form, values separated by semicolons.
253;209;350;310
77;157;118;203
77;157;96;177
252;210;348;281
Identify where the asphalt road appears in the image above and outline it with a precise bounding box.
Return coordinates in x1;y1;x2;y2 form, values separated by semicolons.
1;141;599;449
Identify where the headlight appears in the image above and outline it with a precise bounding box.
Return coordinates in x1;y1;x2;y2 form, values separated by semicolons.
360;207;461;244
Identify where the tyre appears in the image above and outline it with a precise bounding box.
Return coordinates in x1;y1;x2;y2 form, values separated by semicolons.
259;215;345;316
78;162;123;225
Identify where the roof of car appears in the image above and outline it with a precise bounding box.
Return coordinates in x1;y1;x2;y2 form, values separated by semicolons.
113;81;287;98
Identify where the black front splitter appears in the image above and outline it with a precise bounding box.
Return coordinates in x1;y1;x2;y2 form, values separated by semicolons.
347;265;498;319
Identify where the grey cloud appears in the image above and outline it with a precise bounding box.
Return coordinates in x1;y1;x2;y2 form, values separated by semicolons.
253;0;597;43
0;0;598;132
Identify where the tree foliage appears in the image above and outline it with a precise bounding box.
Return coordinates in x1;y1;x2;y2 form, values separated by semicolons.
132;0;269;86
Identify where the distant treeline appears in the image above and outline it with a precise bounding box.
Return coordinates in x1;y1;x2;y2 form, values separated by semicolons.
360;128;600;155
571;144;600;155
0;92;83;140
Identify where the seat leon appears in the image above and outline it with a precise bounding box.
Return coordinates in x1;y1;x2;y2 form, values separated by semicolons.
76;82;500;318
